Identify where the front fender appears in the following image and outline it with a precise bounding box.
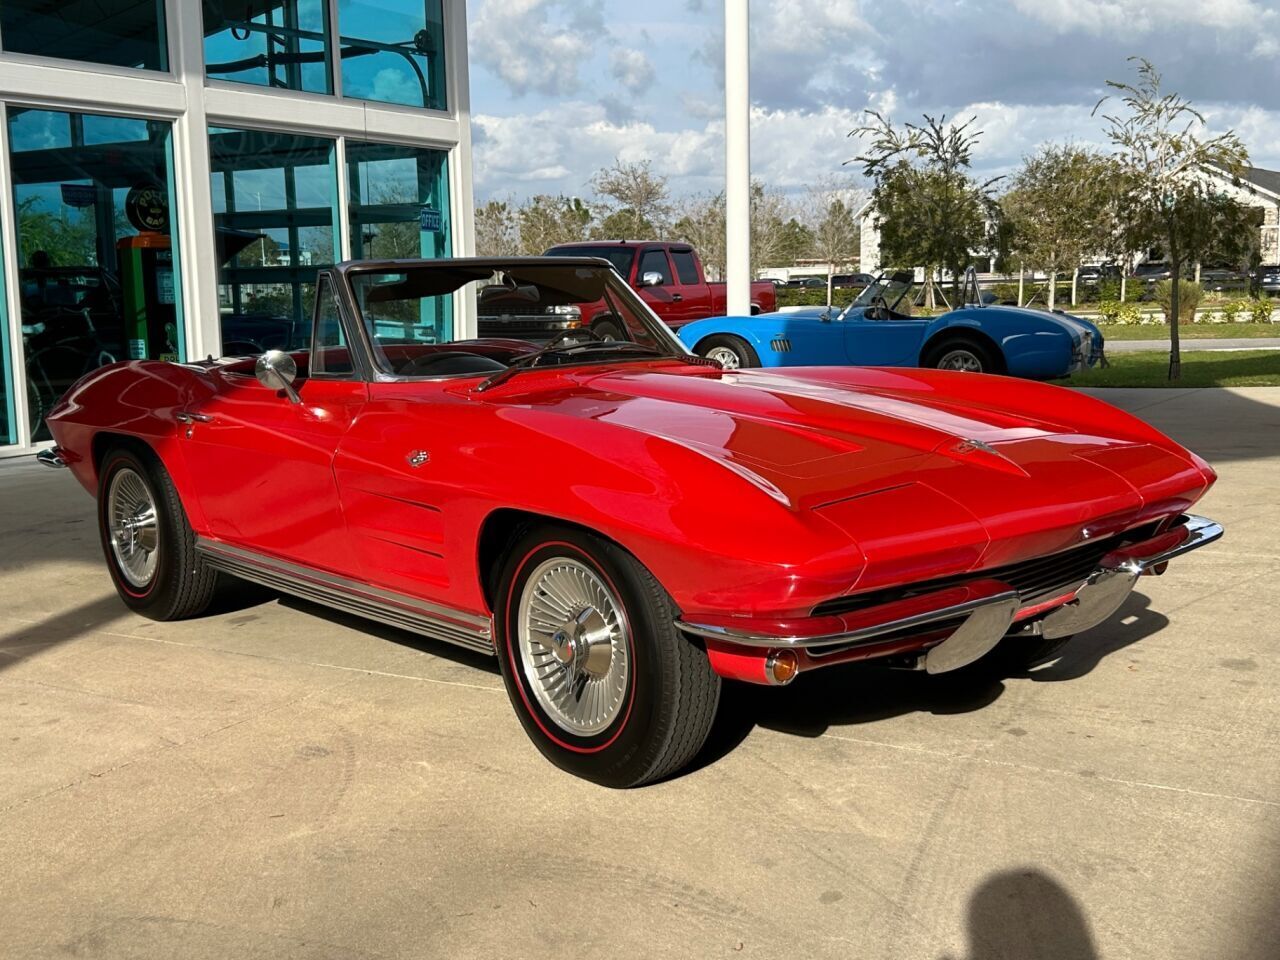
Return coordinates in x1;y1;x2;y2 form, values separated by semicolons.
678;315;800;367
923;309;1075;380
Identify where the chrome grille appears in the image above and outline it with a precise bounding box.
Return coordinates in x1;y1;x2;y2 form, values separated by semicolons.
810;529;1154;619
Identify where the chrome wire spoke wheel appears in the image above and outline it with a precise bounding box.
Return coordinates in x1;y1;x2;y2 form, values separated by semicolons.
937;348;982;372
518;557;630;736
706;346;741;370
106;466;159;588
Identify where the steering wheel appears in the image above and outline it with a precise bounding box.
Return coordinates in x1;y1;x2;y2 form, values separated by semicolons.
400;351;506;376
868;294;889;320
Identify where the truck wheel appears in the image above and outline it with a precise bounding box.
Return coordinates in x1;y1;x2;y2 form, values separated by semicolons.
97;446;219;620
922;337;1001;374
698;335;760;370
495;523;721;788
593;317;624;341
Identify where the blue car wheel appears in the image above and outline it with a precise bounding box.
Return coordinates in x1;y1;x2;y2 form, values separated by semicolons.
697;334;760;370
921;336;1002;374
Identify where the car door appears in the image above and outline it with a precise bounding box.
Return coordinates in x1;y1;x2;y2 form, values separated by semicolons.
667;246;713;322
635;247;689;325
841;308;929;366
177;275;367;576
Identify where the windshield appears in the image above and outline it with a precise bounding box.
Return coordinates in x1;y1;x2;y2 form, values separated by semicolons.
346;261;683;378
545;245;636;277
850;271;914;313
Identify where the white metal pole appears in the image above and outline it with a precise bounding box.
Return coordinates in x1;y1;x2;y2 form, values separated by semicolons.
724;0;750;317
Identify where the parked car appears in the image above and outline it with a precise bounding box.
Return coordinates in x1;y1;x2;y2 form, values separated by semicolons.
1261;266;1280;293
677;269;1106;378
832;272;876;289
784;276;827;289
43;256;1220;787
522;241;776;337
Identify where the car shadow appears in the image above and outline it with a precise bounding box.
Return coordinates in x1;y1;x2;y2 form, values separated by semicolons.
275;594;501;675
688;590;1168;773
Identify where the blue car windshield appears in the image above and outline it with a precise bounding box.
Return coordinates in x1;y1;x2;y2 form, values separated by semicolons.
845;272;914;318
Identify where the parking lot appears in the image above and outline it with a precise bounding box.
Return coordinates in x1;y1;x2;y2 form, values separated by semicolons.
2;386;1278;960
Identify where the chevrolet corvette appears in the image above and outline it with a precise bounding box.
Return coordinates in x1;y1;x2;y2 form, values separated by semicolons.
41;257;1221;786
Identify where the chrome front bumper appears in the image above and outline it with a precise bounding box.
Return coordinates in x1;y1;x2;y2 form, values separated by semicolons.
677;515;1222;674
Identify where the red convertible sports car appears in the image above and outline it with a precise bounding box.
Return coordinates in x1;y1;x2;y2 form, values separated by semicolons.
42;257;1222;787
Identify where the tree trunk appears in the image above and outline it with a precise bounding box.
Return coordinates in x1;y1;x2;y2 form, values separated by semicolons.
1017;266;1025;307
1168;260;1182;381
1071;267;1078;306
1120;273;1127;303
1046;265;1057;311
826;264;834;308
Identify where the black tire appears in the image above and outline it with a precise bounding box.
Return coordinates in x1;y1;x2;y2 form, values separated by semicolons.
697;334;760;370
592;316;624;341
97;445;219;620
494;523;721;788
922;336;1002;374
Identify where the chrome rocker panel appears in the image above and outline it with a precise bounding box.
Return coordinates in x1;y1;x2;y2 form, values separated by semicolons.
195;539;496;656
677;515;1222;674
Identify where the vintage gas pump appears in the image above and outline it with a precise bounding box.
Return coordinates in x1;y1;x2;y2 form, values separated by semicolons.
116;183;180;362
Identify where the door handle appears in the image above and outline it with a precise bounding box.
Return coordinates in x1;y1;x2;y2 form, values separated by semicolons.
671;294;683;302
175;411;214;424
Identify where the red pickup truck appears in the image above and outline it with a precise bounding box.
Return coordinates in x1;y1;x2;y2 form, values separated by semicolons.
543;241;777;335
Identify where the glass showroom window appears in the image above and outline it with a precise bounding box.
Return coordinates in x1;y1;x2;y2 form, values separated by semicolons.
0;229;13;447
203;1;332;94
347;140;451;338
0;1;168;72
7;108;184;443
209;127;339;355
339;1;447;110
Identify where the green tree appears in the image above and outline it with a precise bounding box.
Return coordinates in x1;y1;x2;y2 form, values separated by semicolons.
673;193;725;279
1096;58;1252;379
1002;145;1119;310
850;112;998;306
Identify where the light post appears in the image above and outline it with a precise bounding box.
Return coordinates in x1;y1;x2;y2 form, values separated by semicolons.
724;0;750;316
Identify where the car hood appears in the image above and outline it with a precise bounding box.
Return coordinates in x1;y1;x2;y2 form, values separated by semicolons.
485;364;1205;524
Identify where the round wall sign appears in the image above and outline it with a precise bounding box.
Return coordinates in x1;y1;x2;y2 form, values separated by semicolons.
126;183;169;232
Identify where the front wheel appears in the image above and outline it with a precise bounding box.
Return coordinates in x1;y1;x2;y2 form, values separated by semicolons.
97;446;219;620
495;524;721;787
922;337;1000;374
697;334;760;370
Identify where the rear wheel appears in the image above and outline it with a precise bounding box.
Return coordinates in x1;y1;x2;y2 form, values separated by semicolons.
698;334;760;370
495;524;720;787
97;446;219;620
922;337;1001;374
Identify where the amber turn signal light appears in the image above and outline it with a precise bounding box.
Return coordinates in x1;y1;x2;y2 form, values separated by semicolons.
766;650;799;685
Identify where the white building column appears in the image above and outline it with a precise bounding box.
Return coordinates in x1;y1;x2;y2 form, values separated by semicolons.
724;0;750;316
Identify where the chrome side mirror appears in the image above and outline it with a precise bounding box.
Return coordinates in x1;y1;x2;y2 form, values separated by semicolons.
639;271;664;287
255;350;301;404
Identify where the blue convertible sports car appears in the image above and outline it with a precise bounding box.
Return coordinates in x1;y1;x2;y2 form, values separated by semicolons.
677;271;1105;379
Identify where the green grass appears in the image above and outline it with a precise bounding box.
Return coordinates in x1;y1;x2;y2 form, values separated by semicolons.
1098;322;1279;341
1055;350;1280;388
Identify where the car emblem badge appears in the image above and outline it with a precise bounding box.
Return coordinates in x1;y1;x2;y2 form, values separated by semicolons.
952;438;997;456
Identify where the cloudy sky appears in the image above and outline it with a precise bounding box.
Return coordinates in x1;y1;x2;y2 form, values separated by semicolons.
465;0;1280;203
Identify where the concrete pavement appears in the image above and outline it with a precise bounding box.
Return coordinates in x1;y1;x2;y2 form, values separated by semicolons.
2;387;1279;959
1105;337;1280;353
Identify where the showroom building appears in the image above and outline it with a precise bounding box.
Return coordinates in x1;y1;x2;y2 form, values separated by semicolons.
0;1;475;455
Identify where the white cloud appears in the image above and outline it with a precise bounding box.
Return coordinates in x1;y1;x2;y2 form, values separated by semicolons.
470;0;606;97
1010;0;1272;35
610;48;656;94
